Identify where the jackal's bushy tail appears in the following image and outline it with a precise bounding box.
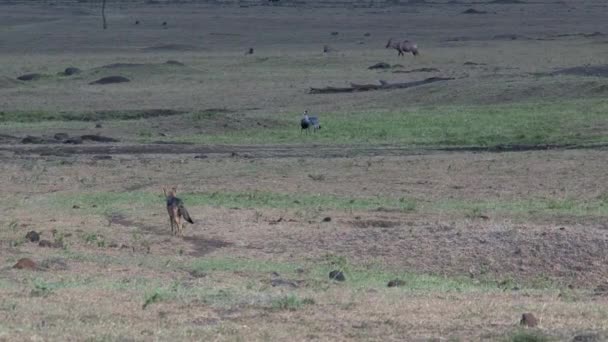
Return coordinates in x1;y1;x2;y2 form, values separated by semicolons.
180;204;194;224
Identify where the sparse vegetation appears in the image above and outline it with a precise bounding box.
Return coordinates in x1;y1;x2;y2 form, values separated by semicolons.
1;2;607;341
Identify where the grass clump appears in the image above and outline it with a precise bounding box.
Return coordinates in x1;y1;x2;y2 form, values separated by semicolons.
507;330;552;342
271;295;315;311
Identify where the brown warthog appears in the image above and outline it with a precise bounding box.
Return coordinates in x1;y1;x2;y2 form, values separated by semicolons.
386;38;419;56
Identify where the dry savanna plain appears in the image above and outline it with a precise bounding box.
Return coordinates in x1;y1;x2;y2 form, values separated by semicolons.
1;0;608;341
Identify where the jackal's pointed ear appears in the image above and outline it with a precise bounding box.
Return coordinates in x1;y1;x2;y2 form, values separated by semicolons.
172;186;178;195
163;187;167;197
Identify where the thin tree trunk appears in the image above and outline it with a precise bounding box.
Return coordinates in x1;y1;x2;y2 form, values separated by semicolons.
101;0;107;29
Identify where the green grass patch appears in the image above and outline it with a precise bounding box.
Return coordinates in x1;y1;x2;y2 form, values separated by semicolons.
42;190;417;215
146;99;608;146
506;329;552;342
41;190;608;218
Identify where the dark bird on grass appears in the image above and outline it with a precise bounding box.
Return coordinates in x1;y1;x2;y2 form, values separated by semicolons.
163;186;194;237
386;38;419;57
300;110;321;134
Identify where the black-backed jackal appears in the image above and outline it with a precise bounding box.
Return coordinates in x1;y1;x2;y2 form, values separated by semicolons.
163;186;194;236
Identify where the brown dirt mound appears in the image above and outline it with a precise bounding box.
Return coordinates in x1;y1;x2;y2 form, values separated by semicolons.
89;76;130;85
13;258;37;270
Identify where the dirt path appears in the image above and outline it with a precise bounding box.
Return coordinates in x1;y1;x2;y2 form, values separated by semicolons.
2;142;608;158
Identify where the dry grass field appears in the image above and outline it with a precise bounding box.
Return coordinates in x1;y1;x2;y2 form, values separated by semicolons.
1;1;608;341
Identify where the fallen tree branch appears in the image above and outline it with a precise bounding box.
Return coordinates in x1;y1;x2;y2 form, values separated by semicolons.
309;77;454;94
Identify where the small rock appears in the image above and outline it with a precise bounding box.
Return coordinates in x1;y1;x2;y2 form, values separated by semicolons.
17;73;42;81
72;205;80;209
323;45;332;53
368;62;391;70
39;258;69;270
322;217;332;222
13;258;37;270
135;20;140;25
39;239;62;248
364;32;371;36
330;31;339;36
54;133;69;141
21;136;47;144
520;313;538;327
25;231;40;242
329;270;345;281
387;279;406;287
92;155;112;160
194;154;208;159
64;137;83;144
246;48;254;55
95;123;103;128
62;67;81;76
189;270;207;278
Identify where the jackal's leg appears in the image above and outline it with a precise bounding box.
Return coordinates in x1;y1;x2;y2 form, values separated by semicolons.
169;216;174;235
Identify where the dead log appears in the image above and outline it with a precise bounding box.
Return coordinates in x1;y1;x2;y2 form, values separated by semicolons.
309;77;454;94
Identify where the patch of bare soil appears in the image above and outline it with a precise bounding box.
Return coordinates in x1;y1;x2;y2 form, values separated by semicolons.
552;65;608;77
141;44;204;52
0;76;20;88
89;76;130;85
109;213;232;256
307;219;608;286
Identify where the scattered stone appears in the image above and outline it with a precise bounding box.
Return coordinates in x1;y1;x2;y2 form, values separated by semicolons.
162;21;167;26
329;270;345;281
17;73;42;81
92;155;112;160
62;67;81;76
38;240;62;248
368;62;391;70
462;8;487;14
387;279;406;287
72;205;80;209
81;134;119;142
194;154;208;159
108;242;118;248
25;231;40;242
54;133;69;141
21;136;49;144
323;45;332;53
520;313;539;327
464;61;486;66
64;137;83;144
13;258;37;270
89;76;130;85
322;217;332;222
364;32;371;36
165;60;185;66
135;20;140;25
246;48;254;55
331;31;339;36
95;123;103;128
